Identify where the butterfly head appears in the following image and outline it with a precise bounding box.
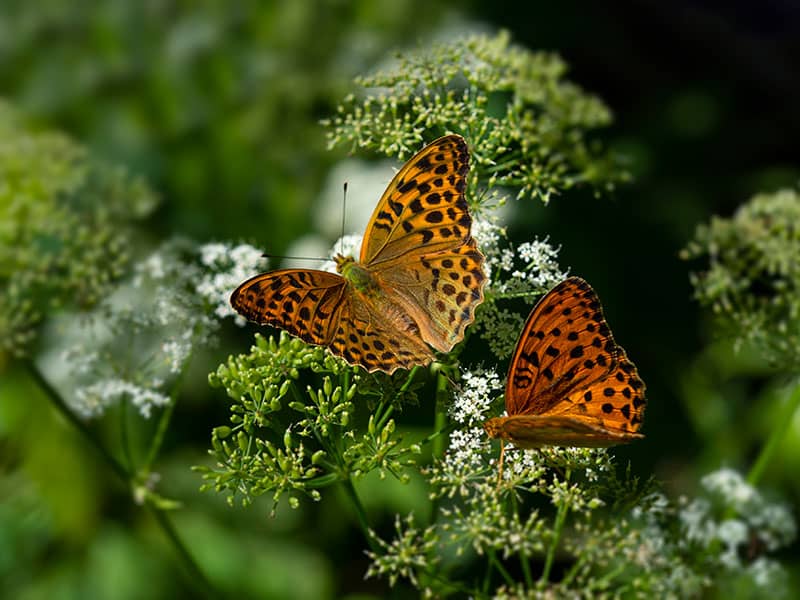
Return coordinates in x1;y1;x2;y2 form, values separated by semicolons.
336;253;379;293
334;253;355;271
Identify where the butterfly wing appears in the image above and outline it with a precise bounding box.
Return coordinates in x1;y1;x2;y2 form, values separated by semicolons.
360;134;473;266
328;294;436;373
373;237;485;353
230;269;347;346
491;348;646;447
359;134;485;353
505;277;620;415
488;415;637;449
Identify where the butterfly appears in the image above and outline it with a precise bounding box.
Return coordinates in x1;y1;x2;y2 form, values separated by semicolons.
231;134;486;374
483;277;645;460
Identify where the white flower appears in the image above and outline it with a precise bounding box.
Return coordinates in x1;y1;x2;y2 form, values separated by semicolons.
73;378;171;419
162;337;192;374
680;497;713;544
716;519;748;568
450;368;502;425
701;468;756;509
134;251;165;285
196;242;266;324
747;557;786;589
445;428;487;471
200;243;229;267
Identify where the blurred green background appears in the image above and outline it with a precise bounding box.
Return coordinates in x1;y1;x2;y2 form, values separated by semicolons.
2;0;799;597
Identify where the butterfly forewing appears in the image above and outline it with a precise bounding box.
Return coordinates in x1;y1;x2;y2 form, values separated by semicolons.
231;270;347;346
558;348;646;436
505;277;620;416
487;276;646;448
361;135;472;266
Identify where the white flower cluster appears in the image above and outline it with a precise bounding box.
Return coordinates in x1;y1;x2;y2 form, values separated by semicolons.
427;368;503;496
470;217;504;285
470;217;568;359
449;368;502;426
63;238;266;420
73;378;170;419
196;242;267;324
698;468;795;552
679;467;796;584
471;217;566;297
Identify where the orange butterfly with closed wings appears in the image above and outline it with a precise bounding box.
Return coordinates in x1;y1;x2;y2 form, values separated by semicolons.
231;135;486;373
484;277;646;470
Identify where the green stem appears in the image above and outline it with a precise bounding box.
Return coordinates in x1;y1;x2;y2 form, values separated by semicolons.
24;361;129;481
587;562;626;593
143;399;176;472
25;361;216;596
747;379;800;486
303;472;343;488
341;477;379;552
146;504;218;598
540;468;571;584
419;421;457;447
432;371;449;459
375;402;395;433
560;550;585;587
143;358;189;472
510;494;534;589
120;396;134;472
488;549;515;587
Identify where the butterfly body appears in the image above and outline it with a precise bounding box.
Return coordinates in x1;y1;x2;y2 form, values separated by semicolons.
336;254;378;293
484;277;646;448
232;134;486;373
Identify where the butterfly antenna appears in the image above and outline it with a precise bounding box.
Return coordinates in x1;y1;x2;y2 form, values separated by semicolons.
340;182;348;245
261;253;331;262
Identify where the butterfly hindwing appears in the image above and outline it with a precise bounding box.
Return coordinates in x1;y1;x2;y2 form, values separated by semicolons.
494;415;635;449
557;348;646;436
328;297;436;372
375;237;486;352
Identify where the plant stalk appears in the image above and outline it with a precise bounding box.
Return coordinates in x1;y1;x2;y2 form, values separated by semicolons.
341;477;379;552
748;379;800;486
540;468;572;584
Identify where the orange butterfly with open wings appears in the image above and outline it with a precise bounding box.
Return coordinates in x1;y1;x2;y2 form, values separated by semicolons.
484;277;646;458
231;135;486;373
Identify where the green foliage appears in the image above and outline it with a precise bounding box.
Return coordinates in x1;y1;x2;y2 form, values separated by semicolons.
202;332;423;513
325;30;629;206
683;188;800;369
0;0;447;249
0;101;157;360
